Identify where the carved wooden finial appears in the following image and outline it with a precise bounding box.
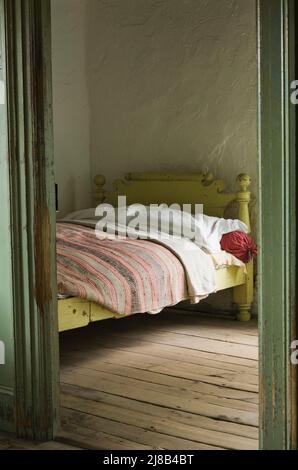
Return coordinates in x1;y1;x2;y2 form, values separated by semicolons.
236;174;251;233
237;174;251;192
202;172;214;185
94;174;106;187
94;174;106;204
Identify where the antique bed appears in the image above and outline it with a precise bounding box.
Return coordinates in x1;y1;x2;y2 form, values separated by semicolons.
57;172;253;332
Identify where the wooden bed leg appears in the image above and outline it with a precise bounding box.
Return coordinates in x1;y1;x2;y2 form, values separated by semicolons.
236;303;252;322
233;261;254;321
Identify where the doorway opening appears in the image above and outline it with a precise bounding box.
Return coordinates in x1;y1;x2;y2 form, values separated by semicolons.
0;0;296;451
53;0;258;450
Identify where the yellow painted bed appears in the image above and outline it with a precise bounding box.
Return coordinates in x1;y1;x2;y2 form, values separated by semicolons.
58;172;253;332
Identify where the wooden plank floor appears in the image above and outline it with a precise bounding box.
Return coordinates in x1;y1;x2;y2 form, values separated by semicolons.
59;310;259;450
0;431;81;450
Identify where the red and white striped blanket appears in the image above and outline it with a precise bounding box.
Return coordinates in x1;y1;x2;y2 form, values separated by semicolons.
57;223;188;314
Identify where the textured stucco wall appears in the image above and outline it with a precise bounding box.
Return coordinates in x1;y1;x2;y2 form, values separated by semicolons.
51;0;92;217
87;0;257;195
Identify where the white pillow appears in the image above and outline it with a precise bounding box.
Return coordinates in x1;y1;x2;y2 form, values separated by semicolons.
126;204;202;242
127;204;247;253
194;214;248;253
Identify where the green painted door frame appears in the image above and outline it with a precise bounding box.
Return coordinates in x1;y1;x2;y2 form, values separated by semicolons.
0;0;297;448
0;0;59;440
258;0;297;450
0;0;15;434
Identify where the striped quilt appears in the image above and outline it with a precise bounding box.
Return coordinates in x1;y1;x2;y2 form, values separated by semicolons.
57;223;188;314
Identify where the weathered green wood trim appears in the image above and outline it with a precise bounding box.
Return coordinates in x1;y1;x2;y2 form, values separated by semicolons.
284;0;297;448
0;0;16;433
4;0;59;440
258;0;297;449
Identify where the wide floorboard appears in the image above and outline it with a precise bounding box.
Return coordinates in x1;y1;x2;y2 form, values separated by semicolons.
59;310;259;450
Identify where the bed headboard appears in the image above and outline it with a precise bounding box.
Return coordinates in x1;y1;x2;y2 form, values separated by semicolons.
94;172;251;232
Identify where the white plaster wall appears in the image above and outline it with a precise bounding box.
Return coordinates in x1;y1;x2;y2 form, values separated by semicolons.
51;0;92;217
87;0;257;195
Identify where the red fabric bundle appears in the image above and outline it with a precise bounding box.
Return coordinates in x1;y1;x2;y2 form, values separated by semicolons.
220;231;257;264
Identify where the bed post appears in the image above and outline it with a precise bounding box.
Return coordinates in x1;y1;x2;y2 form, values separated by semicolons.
94;174;106;205
233;174;254;321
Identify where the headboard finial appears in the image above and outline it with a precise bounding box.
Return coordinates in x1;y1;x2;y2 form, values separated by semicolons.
237;174;251;192
94;174;106;204
236;174;251;233
202;172;215;185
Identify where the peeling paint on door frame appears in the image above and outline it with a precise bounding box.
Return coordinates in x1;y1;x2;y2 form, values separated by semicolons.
1;0;59;439
258;0;297;450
